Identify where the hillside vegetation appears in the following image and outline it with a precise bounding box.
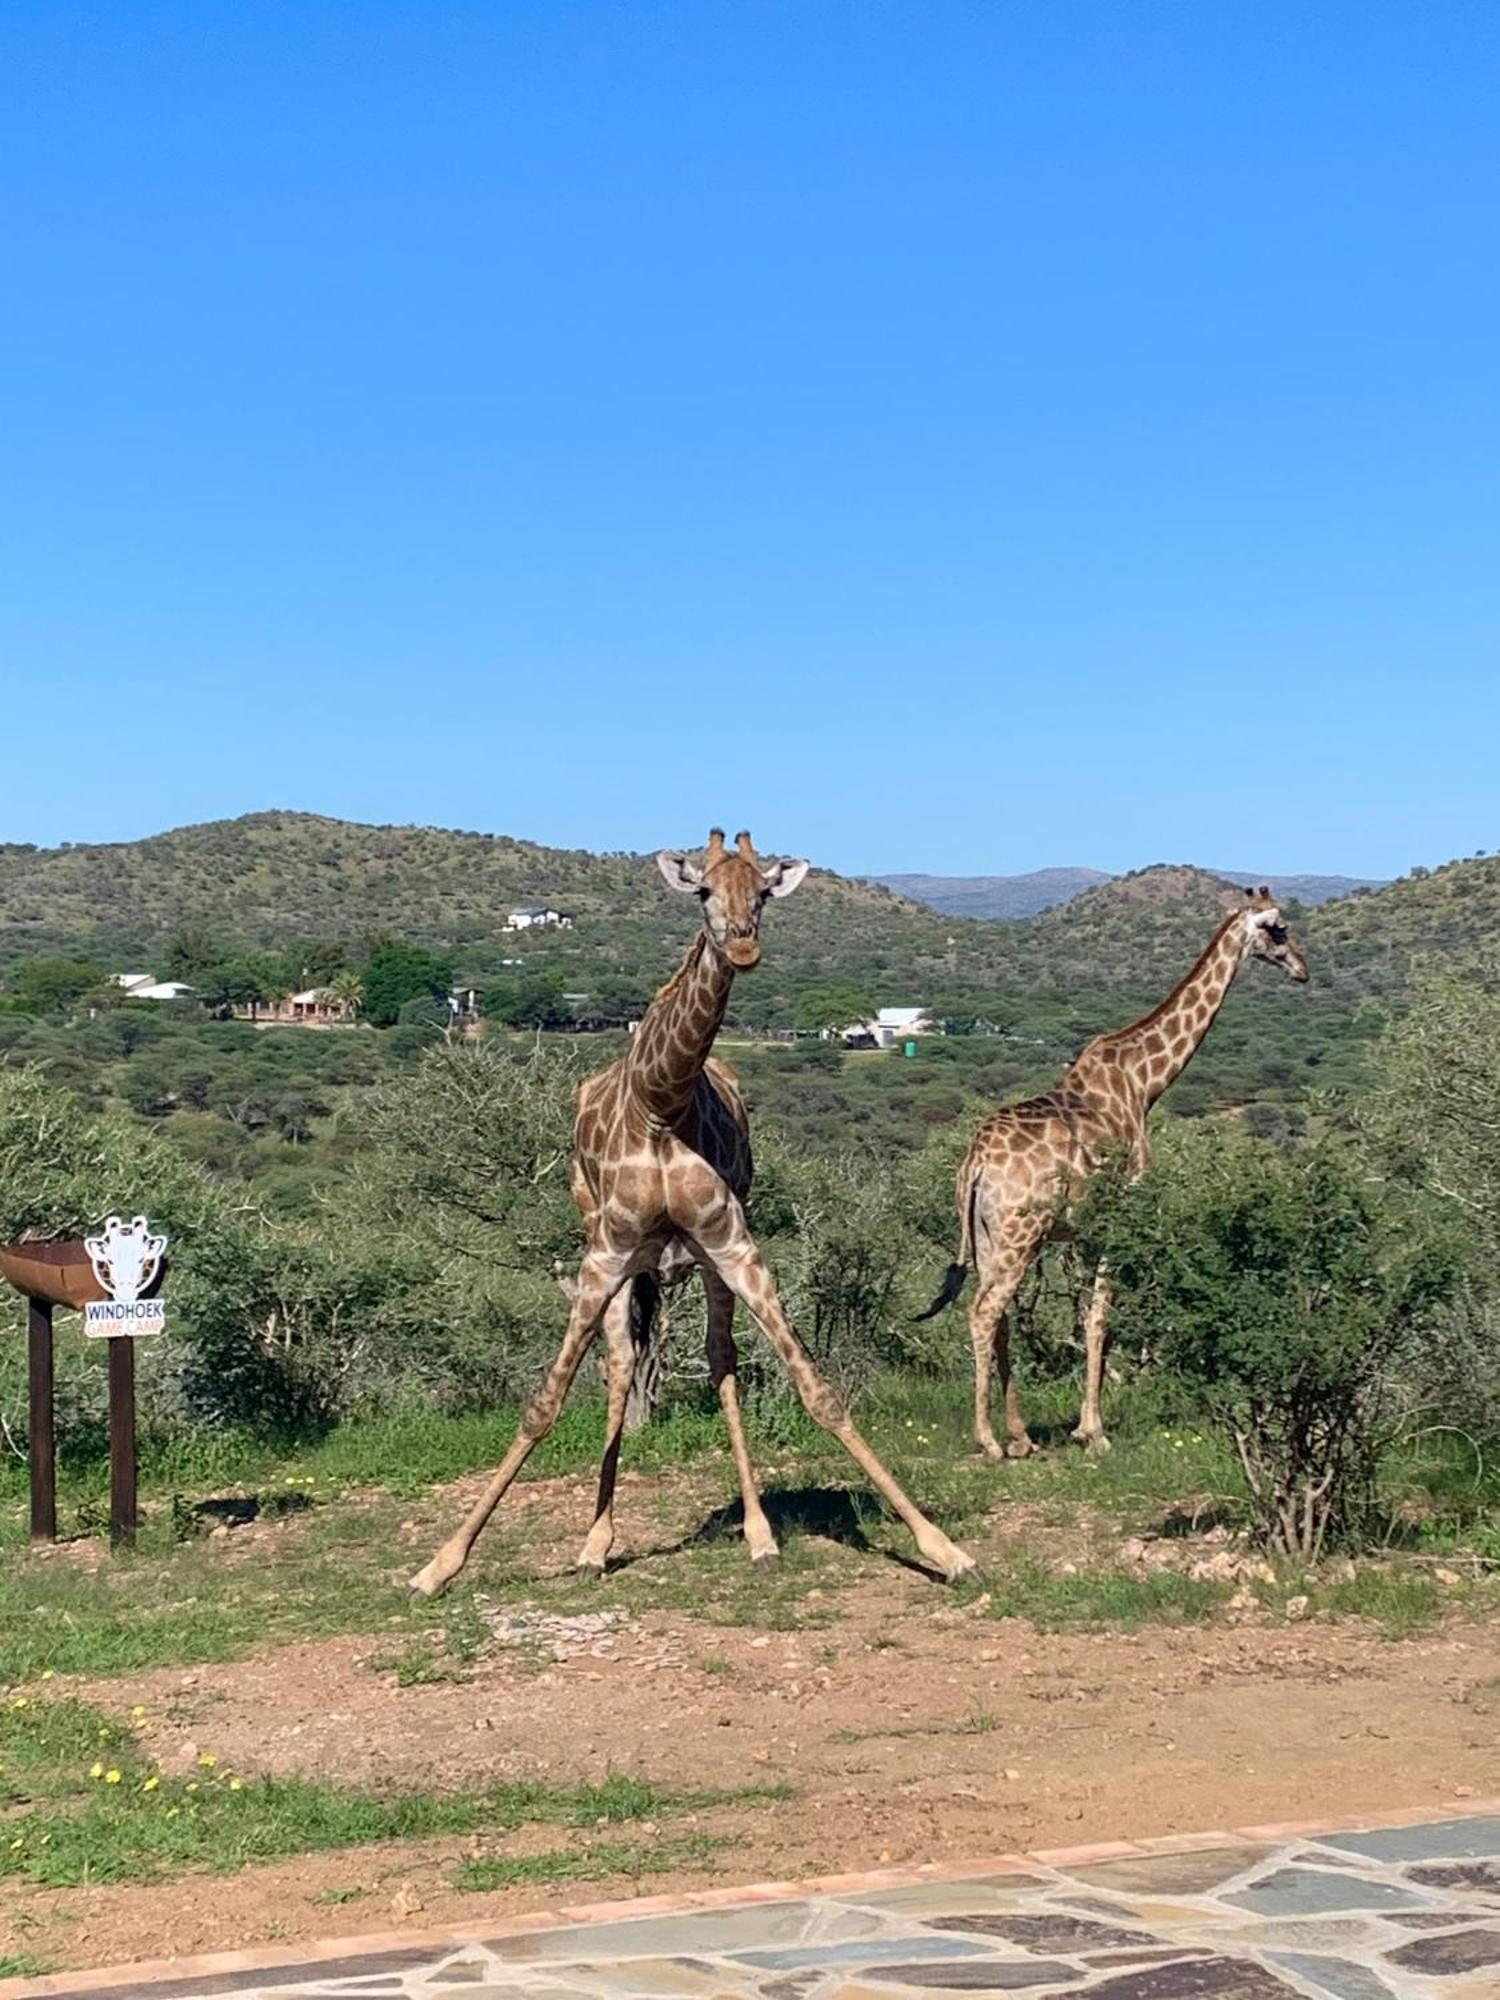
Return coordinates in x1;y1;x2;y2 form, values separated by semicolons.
874;865;1383;920
1;817;1496;1144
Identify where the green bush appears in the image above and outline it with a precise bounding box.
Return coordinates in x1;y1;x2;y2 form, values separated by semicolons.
1074;1125;1461;1556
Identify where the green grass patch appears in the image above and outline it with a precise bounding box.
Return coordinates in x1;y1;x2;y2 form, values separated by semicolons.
0;1955;50;1980
451;1832;729;1894
968;1555;1226;1630
1306;1566;1446;1638
0;1697;778;1889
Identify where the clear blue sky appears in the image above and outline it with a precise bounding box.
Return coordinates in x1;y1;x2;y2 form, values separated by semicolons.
2;3;1496;879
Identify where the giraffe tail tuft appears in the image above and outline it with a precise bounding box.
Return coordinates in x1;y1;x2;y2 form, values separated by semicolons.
914;1262;969;1321
914;1170;980;1321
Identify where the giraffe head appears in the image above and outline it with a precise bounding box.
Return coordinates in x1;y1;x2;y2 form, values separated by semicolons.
656;828;811;970
1239;887;1309;983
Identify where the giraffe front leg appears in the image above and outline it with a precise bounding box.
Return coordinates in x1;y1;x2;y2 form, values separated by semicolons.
1072;1263;1113;1455
703;1268;778;1565
410;1246;632;1596
575;1285;636;1575
698;1216;975;1582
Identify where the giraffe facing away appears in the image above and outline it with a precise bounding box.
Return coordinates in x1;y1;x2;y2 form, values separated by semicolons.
411;829;976;1596
918;889;1309;1462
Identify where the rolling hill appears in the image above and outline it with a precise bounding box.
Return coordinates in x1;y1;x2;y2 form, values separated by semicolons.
0;814;1493;1029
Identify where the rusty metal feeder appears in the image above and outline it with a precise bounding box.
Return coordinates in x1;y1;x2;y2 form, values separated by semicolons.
0;1239;165;1547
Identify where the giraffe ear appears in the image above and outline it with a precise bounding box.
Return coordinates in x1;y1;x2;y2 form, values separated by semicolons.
763;858;810;899
656;850;704;894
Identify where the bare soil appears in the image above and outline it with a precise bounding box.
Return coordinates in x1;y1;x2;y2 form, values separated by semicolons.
7;1467;1500;1975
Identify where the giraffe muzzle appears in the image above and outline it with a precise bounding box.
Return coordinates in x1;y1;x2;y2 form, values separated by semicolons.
725;937;762;970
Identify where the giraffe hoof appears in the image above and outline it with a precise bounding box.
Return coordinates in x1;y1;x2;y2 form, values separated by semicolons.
977;1441;1006;1464
408;1557;454;1599
749;1543;781;1567
1004;1438;1037;1461
574;1554;610;1580
1072;1429;1111;1457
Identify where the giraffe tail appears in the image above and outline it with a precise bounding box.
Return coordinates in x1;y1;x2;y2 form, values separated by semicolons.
914;1173;979;1321
914;1261;968;1321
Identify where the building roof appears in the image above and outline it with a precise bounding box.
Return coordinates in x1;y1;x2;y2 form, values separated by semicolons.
129;981;194;1000
111;972;156;989
875;1006;928;1028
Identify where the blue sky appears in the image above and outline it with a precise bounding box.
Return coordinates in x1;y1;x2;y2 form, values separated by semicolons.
1;3;1496;879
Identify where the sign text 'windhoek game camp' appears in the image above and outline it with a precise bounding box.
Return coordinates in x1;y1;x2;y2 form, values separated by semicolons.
82;1214;168;1337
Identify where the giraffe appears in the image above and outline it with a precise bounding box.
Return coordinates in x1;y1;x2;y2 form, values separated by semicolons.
411;829;976;1595
918;889;1308;1462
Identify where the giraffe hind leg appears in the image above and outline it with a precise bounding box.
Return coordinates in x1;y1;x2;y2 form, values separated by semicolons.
703;1268;777;1564
575;1286;636;1573
968;1254;1031;1463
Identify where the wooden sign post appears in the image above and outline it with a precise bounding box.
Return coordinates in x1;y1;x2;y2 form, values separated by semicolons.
27;1297;56;1543
0;1224;167;1548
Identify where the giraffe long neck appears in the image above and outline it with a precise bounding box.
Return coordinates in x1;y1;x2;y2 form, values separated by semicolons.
625;932;735;1121
1100;916;1246;1107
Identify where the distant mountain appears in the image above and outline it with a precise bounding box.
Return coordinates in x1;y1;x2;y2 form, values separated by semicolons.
873;868;1111;920
869;866;1384;920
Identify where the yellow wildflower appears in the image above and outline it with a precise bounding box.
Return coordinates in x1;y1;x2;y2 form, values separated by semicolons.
198;1753;217;1768
40;1669;54;1681
142;1775;160;1793
105;1768;122;1784
228;1777;243;1792
90;1761;104;1779
186;1781;198;1793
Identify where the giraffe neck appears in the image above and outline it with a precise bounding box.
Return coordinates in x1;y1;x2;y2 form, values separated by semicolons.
625;932;735;1120
1096;915;1246;1107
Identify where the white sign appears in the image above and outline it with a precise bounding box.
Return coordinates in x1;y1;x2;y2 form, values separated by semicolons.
82;1215;168;1339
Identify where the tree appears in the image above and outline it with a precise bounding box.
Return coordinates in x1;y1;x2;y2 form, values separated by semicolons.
6;959;108;1016
793;985;875;1035
198;955;285;1017
482;969;571;1029
164;927;227;983
361;944;454;1027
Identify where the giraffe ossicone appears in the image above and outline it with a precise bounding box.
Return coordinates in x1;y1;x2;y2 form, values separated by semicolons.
410;827;975;1598
919;892;1308;1462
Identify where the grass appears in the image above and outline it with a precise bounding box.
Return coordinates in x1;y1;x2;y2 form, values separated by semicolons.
0;1697;779;1890
0;1956;49;1980
0;1377;1492;1687
963;1554;1227;1630
451;1832;729;1894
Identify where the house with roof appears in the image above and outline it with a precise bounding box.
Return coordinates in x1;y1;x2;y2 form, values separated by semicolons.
503;906;574;931
843;1005;934;1050
111;972;196;1002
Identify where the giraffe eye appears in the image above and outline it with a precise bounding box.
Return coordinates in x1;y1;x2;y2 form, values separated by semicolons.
1267;923;1287;945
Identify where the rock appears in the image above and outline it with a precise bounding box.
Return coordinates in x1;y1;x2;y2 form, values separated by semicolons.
1285;1594;1311;1621
389;1882;424;1919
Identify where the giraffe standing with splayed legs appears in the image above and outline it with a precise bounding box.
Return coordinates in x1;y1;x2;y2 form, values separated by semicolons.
919;889;1309;1462
412;829;976;1595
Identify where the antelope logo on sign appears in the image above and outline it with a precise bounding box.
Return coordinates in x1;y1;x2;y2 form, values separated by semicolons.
83;1215;168;1338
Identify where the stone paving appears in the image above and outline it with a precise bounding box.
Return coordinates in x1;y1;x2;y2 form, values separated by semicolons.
11;1805;1500;2000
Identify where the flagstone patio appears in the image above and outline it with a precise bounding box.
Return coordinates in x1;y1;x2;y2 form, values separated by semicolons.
7;1802;1499;2000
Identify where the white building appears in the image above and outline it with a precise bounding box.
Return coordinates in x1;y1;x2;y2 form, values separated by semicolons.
503;906;574;932
112;974;195;1002
844;1005;934;1050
